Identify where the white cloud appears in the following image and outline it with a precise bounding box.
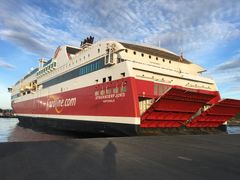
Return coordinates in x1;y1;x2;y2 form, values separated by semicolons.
215;59;240;71
0;0;239;58
0;58;15;69
0;0;240;103
207;51;240;98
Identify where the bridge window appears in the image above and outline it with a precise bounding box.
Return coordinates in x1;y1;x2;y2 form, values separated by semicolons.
108;76;112;81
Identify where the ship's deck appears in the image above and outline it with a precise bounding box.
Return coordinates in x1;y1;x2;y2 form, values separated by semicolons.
1;134;240;180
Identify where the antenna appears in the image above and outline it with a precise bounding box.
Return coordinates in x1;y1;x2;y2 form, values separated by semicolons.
177;43;184;73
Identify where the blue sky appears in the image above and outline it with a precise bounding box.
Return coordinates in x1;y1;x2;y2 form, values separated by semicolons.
0;0;240;109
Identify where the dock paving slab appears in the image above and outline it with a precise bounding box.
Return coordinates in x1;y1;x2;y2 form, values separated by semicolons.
0;134;240;180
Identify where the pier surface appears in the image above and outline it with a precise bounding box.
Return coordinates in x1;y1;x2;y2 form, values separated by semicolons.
0;134;240;180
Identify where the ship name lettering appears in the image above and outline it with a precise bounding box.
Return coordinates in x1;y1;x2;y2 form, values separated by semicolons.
46;97;77;110
64;97;77;107
115;93;125;98
95;93;125;100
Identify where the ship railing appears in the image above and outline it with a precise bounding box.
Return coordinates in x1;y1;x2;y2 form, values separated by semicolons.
123;58;214;81
122;58;186;74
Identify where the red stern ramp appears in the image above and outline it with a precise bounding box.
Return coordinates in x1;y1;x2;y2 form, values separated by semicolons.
187;99;240;127
140;87;217;128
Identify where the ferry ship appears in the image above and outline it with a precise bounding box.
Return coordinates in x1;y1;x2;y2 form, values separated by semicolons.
9;37;240;135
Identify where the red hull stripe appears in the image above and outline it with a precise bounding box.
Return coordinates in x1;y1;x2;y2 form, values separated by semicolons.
13;77;139;118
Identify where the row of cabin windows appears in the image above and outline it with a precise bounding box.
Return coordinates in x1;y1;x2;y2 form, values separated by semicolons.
22;91;31;96
79;58;104;75
42;58;105;89
95;86;127;96
125;49;172;64
37;62;56;76
24;68;39;79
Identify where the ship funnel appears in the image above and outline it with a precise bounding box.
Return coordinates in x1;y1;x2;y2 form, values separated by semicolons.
80;36;94;48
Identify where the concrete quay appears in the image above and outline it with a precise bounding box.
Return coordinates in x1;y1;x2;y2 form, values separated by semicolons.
0;134;240;180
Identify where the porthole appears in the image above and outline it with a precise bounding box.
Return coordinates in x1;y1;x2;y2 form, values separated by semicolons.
163;59;165;62
149;55;151;59
169;60;171;64
156;57;158;60
133;51;136;55
141;53;144;57
125;49;128;53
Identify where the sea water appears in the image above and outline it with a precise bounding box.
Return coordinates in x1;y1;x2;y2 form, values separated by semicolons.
0;118;240;142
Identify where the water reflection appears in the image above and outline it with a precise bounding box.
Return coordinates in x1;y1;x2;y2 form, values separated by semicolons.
103;141;117;179
8;124;72;142
0;118;18;142
0;118;83;142
0;118;115;142
6;118;75;142
227;126;240;134
0;118;240;143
